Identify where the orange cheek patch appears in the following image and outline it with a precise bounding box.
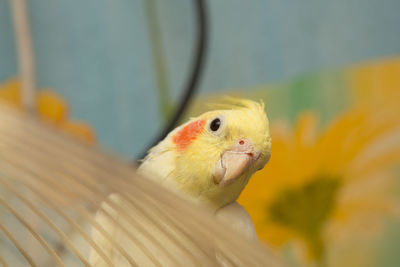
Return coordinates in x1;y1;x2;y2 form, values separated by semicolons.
173;119;206;151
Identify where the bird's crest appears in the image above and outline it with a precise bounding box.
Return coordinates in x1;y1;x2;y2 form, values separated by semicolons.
207;96;265;115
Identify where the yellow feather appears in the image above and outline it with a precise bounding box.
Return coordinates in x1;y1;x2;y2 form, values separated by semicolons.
140;98;272;210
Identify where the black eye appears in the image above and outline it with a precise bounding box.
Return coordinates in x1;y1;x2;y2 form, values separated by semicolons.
210;118;221;131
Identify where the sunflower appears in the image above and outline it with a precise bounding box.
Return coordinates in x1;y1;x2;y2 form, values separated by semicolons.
239;102;400;264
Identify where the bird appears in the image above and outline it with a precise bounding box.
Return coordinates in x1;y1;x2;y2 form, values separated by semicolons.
89;97;272;266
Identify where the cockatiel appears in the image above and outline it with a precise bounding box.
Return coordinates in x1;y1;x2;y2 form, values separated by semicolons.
139;98;271;234
89;98;272;266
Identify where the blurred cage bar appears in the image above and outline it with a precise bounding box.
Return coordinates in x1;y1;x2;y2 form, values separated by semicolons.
0;102;283;266
2;0;287;265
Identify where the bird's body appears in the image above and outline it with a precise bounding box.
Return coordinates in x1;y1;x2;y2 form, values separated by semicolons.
89;98;272;266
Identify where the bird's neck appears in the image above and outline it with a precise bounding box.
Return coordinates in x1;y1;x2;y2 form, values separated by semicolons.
196;175;250;212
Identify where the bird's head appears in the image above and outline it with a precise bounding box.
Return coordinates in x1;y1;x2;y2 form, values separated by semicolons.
169;98;271;209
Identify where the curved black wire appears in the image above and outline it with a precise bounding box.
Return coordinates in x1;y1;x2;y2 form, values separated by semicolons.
137;0;208;160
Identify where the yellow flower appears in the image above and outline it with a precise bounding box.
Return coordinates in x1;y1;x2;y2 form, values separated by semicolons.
0;77;96;144
239;104;400;263
348;57;400;106
0;78;22;108
36;90;69;123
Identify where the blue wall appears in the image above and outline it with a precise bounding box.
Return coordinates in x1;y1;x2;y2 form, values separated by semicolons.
1;0;400;158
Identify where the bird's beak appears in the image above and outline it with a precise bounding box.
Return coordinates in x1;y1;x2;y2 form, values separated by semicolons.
213;138;260;187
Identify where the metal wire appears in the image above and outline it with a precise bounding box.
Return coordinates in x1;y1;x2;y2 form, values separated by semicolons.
138;0;208;160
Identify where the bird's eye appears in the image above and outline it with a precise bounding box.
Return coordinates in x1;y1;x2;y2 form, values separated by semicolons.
209;118;221;132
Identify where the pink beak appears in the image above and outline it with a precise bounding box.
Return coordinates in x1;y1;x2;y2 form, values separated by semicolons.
213;138;260;187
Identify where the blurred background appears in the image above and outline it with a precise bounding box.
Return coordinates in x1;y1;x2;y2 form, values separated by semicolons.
1;0;400;266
